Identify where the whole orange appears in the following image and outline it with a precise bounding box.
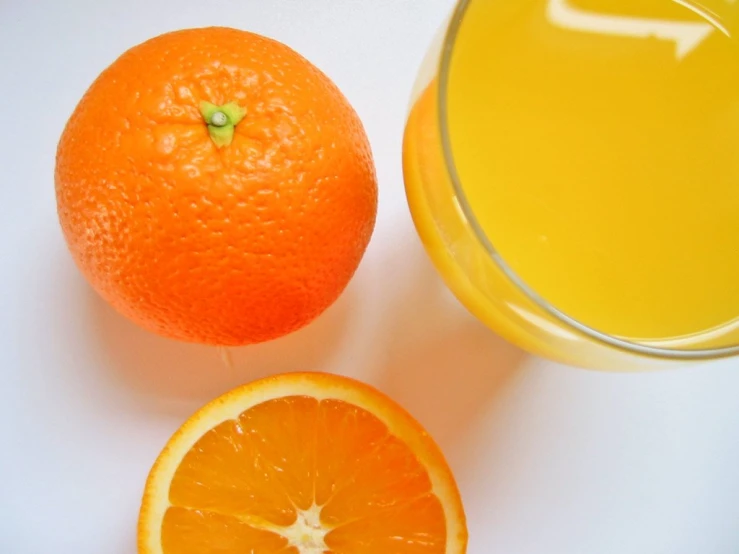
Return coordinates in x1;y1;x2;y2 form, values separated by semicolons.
56;27;377;346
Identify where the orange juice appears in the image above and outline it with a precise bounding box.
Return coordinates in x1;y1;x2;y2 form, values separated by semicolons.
404;0;739;367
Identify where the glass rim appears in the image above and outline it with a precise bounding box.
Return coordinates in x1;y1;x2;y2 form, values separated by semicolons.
435;0;739;361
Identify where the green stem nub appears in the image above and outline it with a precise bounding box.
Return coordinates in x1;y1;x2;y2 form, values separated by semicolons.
199;101;246;148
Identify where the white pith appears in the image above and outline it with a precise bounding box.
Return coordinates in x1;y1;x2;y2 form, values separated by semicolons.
282;504;328;554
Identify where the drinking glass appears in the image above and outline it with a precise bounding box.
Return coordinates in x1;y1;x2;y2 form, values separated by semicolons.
403;0;739;369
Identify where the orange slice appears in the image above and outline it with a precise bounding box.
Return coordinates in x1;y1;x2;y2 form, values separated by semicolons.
138;372;468;554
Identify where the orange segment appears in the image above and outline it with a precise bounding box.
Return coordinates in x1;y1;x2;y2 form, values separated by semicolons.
326;494;446;553
162;508;292;553
138;373;467;554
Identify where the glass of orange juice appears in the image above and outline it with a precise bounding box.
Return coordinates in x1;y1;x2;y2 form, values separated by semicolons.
403;0;739;369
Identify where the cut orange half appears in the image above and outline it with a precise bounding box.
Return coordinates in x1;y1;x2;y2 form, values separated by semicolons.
138;372;468;554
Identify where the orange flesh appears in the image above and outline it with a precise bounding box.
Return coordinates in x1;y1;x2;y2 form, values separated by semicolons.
163;396;446;553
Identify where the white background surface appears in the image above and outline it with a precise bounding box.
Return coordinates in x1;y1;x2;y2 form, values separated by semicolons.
1;1;739;552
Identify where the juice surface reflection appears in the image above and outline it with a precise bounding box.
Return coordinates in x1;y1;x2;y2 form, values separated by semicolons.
444;0;739;344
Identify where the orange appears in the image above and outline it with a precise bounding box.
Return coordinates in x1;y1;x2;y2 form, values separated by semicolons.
138;372;468;554
55;27;377;345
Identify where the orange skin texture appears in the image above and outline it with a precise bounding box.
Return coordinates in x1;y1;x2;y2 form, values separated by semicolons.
56;27;377;346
